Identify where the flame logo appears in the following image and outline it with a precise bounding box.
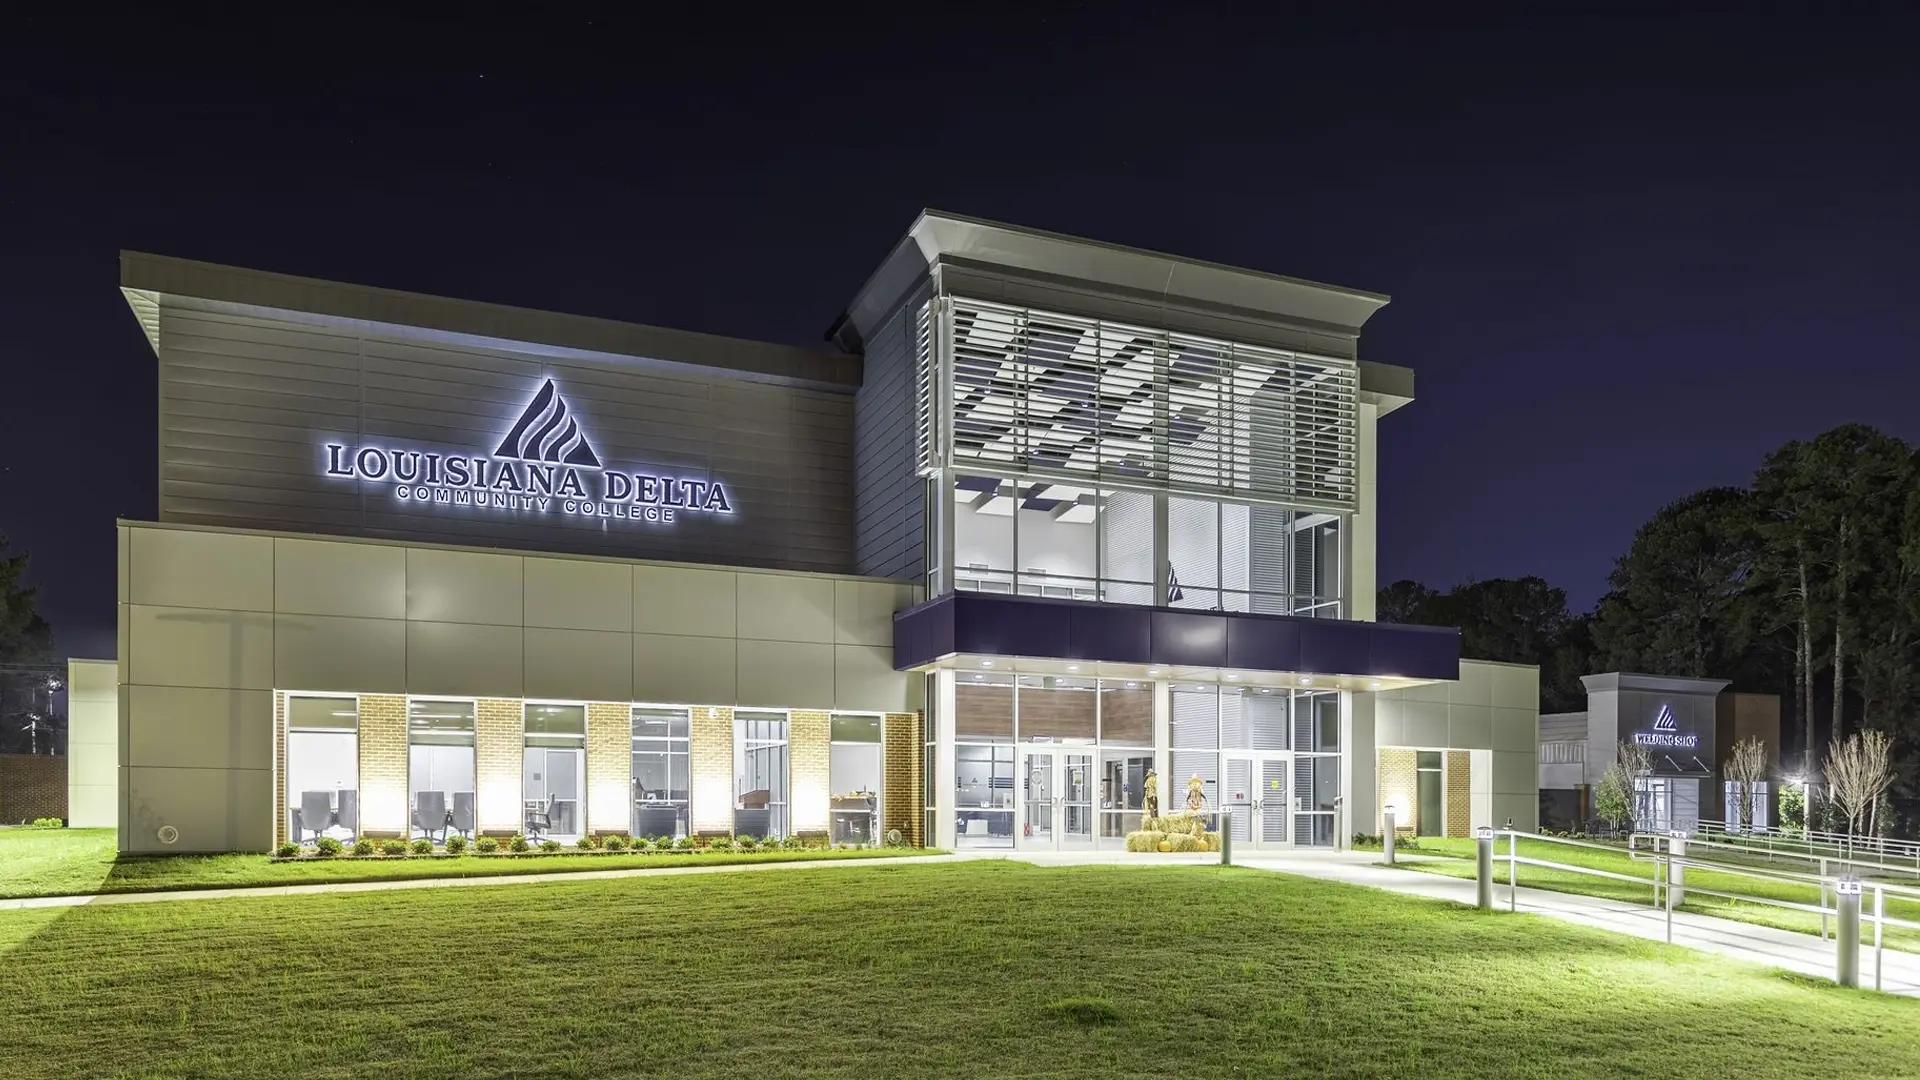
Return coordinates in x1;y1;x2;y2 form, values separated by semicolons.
493;380;601;467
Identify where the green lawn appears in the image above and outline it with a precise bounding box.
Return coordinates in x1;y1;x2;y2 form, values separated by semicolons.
1399;836;1920;952
0;828;930;900
0;862;1914;1079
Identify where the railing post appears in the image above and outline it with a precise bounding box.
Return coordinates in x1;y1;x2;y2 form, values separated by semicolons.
1836;876;1861;989
1383;807;1396;866
1508;830;1518;912
1669;830;1687;907
1476;826;1494;910
1820;858;1830;940
1663;854;1674;943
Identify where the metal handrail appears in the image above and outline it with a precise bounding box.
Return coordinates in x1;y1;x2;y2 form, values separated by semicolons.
1695;820;1920;865
1491;829;1918;992
1661;831;1920;882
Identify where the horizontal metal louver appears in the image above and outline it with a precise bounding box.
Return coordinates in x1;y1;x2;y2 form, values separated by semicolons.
913;300;939;474
939;298;1358;512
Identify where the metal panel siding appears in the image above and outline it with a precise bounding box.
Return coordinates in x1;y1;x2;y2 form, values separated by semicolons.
156;305;856;573
852;286;927;581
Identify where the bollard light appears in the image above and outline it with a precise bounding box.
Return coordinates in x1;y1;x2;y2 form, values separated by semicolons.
1836;876;1862;988
1383;805;1399;866
1475;825;1496;910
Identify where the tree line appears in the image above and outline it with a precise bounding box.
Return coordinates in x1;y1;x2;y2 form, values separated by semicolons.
1381;423;1920;815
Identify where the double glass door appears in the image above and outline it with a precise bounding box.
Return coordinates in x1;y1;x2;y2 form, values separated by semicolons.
1017;746;1094;850
1223;753;1292;850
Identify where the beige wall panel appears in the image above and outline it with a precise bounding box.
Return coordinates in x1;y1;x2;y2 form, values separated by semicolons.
1371;699;1404;747
127;605;274;690
1398;700;1447;748
1491;707;1540;752
834;644;913;714
127;685;273;770
834;580;917;647
736;639;834;710
406;547;523;625
274;538;407;619
1492;750;1536;795
735;573;835;643
69;659;119;701
524;557;633;632
1446;705;1493;751
407;621;524;698
129;528;274;612
633;565;737;638
1451;662;1494;707
1492;665;1540;710
274;614;407;694
633;634;736;705
124;765;273;853
525;627;634;703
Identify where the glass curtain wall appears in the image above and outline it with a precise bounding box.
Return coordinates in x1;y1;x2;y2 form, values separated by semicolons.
734;711;789;839
286;695;358;844
408;699;475;844
1096;680;1153;844
1293;691;1339;845
632;707;690;840
830;714;883;844
955;673;1015;848
524;704;586;840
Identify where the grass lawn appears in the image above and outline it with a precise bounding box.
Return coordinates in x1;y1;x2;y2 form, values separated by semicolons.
0;862;1915;1079
1399;836;1920;953
0;827;930;900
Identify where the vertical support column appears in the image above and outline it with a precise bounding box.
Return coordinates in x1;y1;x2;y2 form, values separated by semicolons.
789;710;832;839
585;702;630;836
272;692;287;847
475;698;524;836
356;693;408;838
1342;691;1376;851
1152;679;1173;822
883;711;925;846
688;706;734;836
1151;494;1170;605
934;670;957;850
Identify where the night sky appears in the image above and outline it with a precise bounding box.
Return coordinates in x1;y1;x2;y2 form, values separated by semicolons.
5;8;1917;660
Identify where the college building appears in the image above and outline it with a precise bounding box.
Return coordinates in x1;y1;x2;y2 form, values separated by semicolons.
106;211;1539;855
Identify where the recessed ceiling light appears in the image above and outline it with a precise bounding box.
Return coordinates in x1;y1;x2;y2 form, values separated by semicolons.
1147;668;1161;675
1260;688;1272;694
981;659;994;667
1300;677;1313;686
1369;680;1381;690
1125;681;1138;688
973;674;985;681
1224;673;1237;681
1066;664;1080;672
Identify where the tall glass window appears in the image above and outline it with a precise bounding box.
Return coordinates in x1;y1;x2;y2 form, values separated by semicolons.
1293;691;1339;846
955;672;1014;848
734;711;789;839
830;714;883;844
286;695;358;844
631;707;690;840
408;699;475;844
524;703;586;841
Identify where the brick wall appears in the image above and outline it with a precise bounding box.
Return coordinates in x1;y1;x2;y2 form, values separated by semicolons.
476;698;524;835
789;710;830;837
357;694;408;837
689;706;733;835
272;692;288;845
0;754;67;824
883;712;923;847
1376;748;1417;835
1445;750;1472;838
586;702;630;835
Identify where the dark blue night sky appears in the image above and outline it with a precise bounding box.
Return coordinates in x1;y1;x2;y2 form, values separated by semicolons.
4;7;1917;659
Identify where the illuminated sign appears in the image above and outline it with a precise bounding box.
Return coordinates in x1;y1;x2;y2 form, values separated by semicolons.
321;379;733;526
1631;703;1698;749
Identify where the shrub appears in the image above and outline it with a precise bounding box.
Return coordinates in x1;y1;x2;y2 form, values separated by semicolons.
274;841;300;858
782;835;805;850
1124;830;1167;852
735;835;760;851
315;836;343;856
602;834;627;851
381;839;409;857
708;835;734;851
540;839;562;853
1166;832;1202;853
29;817;64;829
508;834;530;853
410;838;433;856
446;834;469;854
475;836;499;853
352;839;376;857
673;836;695;851
576;835;598;851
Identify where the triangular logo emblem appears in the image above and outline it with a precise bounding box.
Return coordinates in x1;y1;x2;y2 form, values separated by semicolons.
494;380;600;467
1652;704;1677;731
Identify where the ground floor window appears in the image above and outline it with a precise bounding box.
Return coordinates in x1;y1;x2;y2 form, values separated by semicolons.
632;707;690;840
525;703;586;841
286;695;359;843
1635;776;1701;833
830;714;883;844
409;699;475;843
735;711;789;839
1415;751;1444;837
1722;779;1771;832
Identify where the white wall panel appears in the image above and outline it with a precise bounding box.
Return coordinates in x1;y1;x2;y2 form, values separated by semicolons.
274;613;406;694
129;528;273;612
274;538;407;619
1451;661;1493;707
407;621;524;698
406;548;522;625
525;627;633;702
632;633;735;705
126;685;273;770
736;573;835;643
1398;701;1448;747
524;558;632;633
834;644;911;712
736;640;834;709
1447;705;1493;750
633;565;736;638
127;604;274;690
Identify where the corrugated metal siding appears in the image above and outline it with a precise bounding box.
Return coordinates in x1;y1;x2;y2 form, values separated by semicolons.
156;305;857;573
1538;712;1590;743
852;287;927;581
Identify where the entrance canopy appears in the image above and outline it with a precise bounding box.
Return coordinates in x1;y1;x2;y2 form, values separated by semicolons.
893;593;1458;691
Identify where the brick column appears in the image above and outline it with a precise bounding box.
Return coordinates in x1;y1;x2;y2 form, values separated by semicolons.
477;698;525;836
272;692;288;846
789;710;831;839
883;712;924;847
357;694;408;838
689;706;733;836
586;702;631;836
1445;750;1472;838
1375;747;1417;836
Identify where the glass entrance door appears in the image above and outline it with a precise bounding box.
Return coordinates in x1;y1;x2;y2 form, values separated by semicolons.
1018;747;1094;851
1225;753;1292;850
